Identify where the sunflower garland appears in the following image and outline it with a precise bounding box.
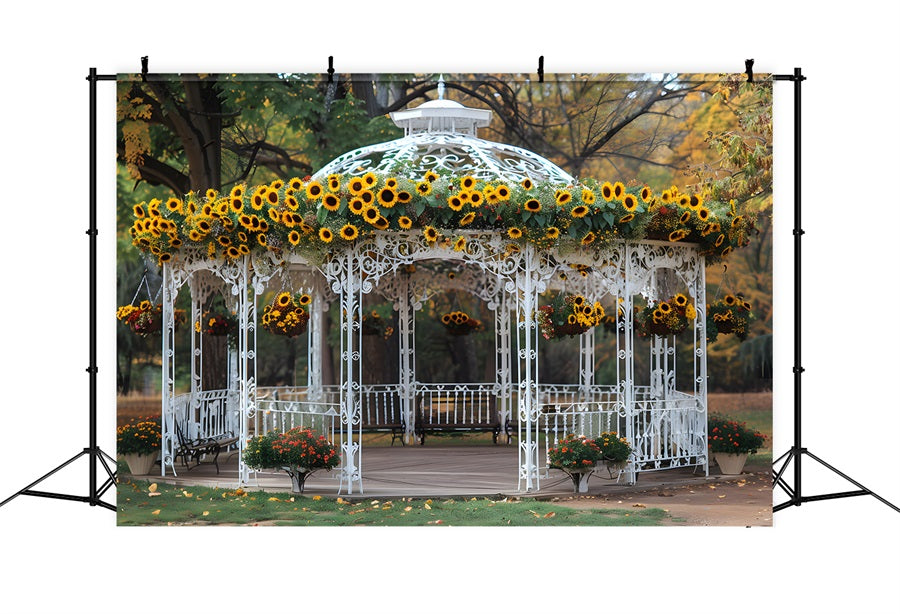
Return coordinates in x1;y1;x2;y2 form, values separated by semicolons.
127;172;755;268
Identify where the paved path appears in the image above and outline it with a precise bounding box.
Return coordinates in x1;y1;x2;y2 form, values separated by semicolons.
139;444;757;500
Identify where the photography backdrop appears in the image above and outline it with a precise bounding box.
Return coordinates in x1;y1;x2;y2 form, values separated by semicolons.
115;72;773;525
1;1;898;612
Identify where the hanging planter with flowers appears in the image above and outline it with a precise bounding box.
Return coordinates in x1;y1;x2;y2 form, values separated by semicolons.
116;301;185;337
441;310;483;336
706;294;754;343
196;311;237;336
635;293;696;337
360;311;394;339
537;294;605;340
261;291;312;337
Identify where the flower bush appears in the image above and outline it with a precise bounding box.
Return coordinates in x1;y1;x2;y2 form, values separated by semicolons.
261;291;311;337
708;414;766;455
595;431;632;463
127;172;755;268
441;310;483;335
548;433;602;470
116;301;185;336
117;417;161;456
706;294;754;342
635;293;696;337
537;294;606;340
242;427;340;493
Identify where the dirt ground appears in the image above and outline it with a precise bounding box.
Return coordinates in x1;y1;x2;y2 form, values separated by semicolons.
550;465;773;526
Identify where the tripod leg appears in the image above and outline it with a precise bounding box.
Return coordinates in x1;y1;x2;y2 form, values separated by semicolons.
0;451;88;508
803;451;900;513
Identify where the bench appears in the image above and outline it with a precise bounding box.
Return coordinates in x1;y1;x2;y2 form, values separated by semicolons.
414;395;501;445
174;421;239;474
360;420;407;446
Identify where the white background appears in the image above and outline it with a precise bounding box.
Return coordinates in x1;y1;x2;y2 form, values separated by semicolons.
1;2;898;613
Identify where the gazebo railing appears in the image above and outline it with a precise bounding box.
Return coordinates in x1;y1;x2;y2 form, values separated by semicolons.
254;399;340;440
630;392;706;472
415;382;500;427
538;401;626;475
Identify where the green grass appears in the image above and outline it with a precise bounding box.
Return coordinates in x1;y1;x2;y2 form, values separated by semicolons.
117;480;671;526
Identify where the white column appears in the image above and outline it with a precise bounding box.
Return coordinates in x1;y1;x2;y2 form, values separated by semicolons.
307;284;323;400
495;291;512;442
339;250;363;494
397;273;416;443
517;244;540;492
160;263;179;477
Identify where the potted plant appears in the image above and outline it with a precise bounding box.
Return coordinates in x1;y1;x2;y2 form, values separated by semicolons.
594;431;632;477
242;427;340;494
261;291;311;337
635;293;696;337
537;294;605;340
117;417;161;475
706;294;754;343
116;301;185;337
547;433;603;493
708;414;766;475
440;310;483;336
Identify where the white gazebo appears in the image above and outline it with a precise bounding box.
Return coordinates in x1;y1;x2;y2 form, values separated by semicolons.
156;87;709;494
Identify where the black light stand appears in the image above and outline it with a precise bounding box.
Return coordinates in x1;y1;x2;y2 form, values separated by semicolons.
0;68;118;512
772;68;899;514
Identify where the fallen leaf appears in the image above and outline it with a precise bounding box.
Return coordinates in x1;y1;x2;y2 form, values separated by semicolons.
268;497;280;502
424;503;432;510
202;511;209;516
718;495;726;499
633;503;646;508
183;491;193;498
426;499;433;505
312;495;322;501
148;483;158;493
148;492;161;497
151;509;160;515
404;506;413;512
544;512;556;519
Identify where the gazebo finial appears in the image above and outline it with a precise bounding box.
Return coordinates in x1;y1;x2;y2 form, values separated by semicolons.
437;74;445;100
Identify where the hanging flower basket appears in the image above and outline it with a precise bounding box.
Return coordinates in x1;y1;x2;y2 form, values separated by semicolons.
116;301;185;337
261;291;311;337
441;311;483;336
635;293;696;337
360;311;394;339
197;312;237;336
706;294;754;343
537;294;605;340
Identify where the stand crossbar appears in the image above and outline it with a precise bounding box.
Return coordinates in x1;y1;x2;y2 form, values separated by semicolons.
0;68;118;514
772;68;898;514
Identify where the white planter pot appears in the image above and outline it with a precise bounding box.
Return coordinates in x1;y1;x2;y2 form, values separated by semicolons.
122;452;158;476
714;452;749;475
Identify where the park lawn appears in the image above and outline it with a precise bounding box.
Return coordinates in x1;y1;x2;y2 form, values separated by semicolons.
117;479;671;526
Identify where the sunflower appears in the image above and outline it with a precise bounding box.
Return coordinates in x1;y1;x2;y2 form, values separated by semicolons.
571;205;589;218
508;227;523;239
441;314;452;324
285;195;299;211
166;197;183;213
423;170;439;183
721;246;733;257
567;314;577;325
237;231;248;243
555;190;572;206
723;294;737;306
447;195;464;211
581;232;596;246
460;176;476;190
715;233;725;247
524;198;541;213
384;178;399;189
658;302;672;314
582;189;596;204
453;236;466;252
685;304;697;320
327;174;341;192
322;193;340;211
217;235;232;247
251;191;265;210
521;178;534;190
619;213;635;224
545;227;560;239
268;208;281;223
363;206;380;224
230;197;244;213
679;210;691;224
416;181;432;196
306;181;324;200
319;227;334;243
673;294;688;307
374;216;389;230
640;186;652;202
289;177;304;191
258;220;270;233
277;292;293;308
196;219;212;233
398;216;413;229
731;215;744;228
362;172;378;187
359;190;375;206
169;238;183;248
661;190;672;204
613;182;625;200
201;204;214;216
669;230;688;242
598;182;612;201
133;204;145;218
495;185;511;200
689;194;703;209
697;207;710;222
397;190;412;203
270;179;284;190
266;188;279;206
344;197;363;216
298;294;312;306
257;234;268;247
348;177;366;195
205;188;218;201
340;224;360;241
459;212;476;227
622;194;638;212
299;222;314;234
469;191;483;207
424;226;438;243
377;187;397;208
288;230;301;245
678;195;690;208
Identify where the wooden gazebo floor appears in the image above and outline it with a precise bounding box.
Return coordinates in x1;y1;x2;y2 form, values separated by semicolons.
134;444;730;499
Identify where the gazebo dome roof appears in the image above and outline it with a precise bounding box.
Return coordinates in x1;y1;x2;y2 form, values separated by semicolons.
313;83;575;185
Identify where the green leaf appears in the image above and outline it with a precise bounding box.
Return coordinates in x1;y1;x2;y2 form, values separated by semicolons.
316;206;327;225
602;212;615;227
414;201;426;217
